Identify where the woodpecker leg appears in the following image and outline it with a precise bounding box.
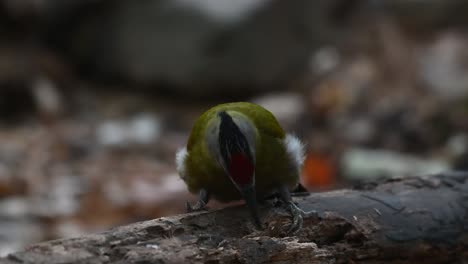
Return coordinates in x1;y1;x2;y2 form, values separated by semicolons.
186;189;210;212
278;185;304;234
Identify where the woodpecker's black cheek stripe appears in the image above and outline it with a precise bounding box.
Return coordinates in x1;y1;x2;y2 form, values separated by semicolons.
218;111;253;171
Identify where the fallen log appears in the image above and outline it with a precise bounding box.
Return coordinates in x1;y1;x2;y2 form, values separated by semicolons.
2;172;468;264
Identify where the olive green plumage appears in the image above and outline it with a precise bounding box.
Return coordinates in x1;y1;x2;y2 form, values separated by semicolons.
181;102;300;202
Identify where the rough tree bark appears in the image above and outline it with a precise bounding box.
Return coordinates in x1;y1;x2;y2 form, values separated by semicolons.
2;172;468;264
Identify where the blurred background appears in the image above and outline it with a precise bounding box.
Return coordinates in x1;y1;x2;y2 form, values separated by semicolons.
1;0;468;256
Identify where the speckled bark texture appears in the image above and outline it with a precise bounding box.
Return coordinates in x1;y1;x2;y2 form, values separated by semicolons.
2;172;468;264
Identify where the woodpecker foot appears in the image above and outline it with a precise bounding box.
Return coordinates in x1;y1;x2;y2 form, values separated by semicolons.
277;185;307;234
185;200;208;212
186;189;210;213
285;203;319;234
286;201;304;234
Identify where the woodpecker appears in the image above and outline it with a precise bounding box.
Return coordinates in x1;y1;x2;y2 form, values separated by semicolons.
176;102;305;232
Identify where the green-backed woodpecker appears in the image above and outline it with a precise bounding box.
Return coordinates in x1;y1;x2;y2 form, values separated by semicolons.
176;102;305;231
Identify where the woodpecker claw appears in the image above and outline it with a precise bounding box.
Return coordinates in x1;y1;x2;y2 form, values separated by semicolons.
185;200;208;212
286;201;304;234
186;189;210;213
278;185;307;234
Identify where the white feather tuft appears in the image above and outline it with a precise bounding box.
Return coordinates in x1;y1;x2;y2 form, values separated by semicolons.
175;147;188;178
284;134;305;171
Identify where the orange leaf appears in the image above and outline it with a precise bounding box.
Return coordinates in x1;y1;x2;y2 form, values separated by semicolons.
302;153;336;189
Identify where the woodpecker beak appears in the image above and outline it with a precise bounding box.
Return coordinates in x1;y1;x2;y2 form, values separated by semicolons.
217;111;261;228
241;184;262;228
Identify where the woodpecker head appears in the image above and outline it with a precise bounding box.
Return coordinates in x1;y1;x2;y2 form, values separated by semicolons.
208;110;261;226
217;111;256;188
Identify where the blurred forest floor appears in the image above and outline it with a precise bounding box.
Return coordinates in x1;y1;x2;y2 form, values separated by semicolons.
1;0;468;256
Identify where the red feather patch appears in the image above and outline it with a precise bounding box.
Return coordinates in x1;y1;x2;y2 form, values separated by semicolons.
229;153;254;186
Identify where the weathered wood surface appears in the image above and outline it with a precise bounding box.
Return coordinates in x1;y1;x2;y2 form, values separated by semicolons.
2;172;468;264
